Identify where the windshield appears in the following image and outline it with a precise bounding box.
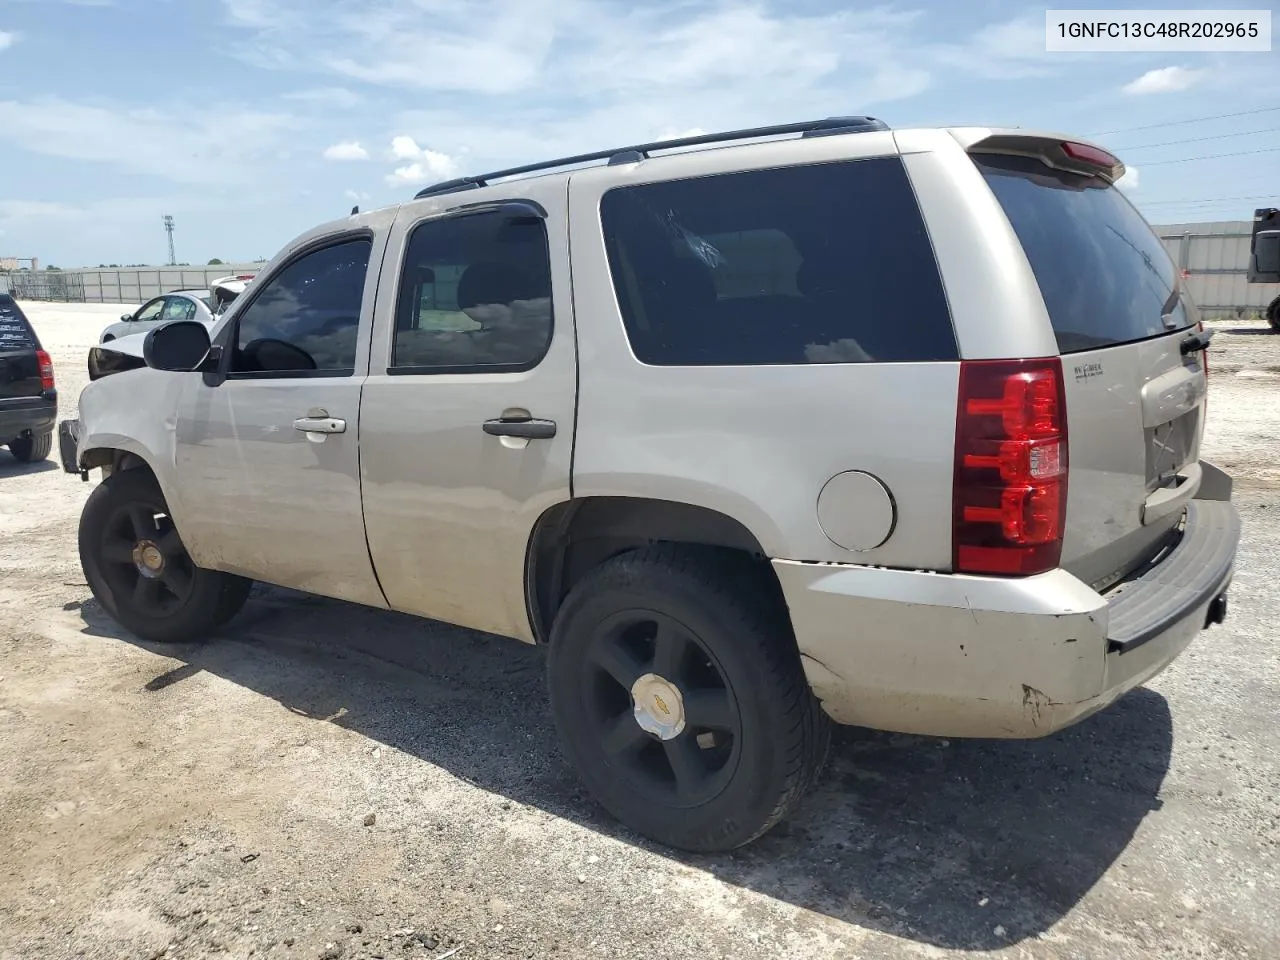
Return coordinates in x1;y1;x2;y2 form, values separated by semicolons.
976;154;1194;353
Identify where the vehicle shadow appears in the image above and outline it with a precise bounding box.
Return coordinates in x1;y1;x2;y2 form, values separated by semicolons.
0;457;58;478
78;585;1172;951
1217;327;1277;337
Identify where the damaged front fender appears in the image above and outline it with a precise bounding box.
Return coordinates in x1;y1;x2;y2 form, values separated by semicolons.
73;364;192;529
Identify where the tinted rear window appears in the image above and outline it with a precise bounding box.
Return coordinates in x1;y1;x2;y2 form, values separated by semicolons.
600;157;957;366
976;154;1192;353
0;295;38;351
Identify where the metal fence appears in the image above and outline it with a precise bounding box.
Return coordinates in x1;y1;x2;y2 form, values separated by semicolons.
2;270;86;302
1;263;263;306
1153;220;1280;319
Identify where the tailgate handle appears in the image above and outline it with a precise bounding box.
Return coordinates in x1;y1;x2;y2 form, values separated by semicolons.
1180;329;1214;355
1142;461;1203;526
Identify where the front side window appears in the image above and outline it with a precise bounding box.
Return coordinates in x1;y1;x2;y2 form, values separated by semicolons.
599;157;957;366
231;238;372;376
135;299;165;322
391;210;553;372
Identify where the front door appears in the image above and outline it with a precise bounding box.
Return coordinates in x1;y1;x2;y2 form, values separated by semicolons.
171;230;389;609
358;181;577;641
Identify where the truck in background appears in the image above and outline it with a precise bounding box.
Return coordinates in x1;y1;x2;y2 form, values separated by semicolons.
1248;207;1280;331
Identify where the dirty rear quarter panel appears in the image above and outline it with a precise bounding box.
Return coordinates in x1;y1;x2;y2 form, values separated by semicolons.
567;140;960;570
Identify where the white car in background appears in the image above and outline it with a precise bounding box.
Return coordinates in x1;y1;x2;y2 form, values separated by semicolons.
99;290;214;343
210;274;255;315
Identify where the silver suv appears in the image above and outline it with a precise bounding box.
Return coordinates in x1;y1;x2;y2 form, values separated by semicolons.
58;117;1240;853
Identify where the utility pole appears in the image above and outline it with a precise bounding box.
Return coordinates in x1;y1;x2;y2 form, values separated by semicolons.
163;215;176;265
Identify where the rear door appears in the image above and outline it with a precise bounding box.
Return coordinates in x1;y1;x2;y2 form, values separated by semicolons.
0;296;43;400
358;180;576;642
974;151;1207;589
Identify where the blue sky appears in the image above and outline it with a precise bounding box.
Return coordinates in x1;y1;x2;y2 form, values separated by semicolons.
0;0;1276;267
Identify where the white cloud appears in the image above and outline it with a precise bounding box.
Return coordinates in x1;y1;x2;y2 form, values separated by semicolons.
390;135;425;161
343;189;371;203
211;2;1120;185
222;1;934;108
323;140;369;160
1123;66;1204;95
0;31;18;50
386;156;457;186
1117;166;1140;192
0;97;302;185
384;136;458;185
928;15;1065;79
223;0;283;28
282;87;362;108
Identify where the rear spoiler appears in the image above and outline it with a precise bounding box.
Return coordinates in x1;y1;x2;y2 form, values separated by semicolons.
965;133;1125;185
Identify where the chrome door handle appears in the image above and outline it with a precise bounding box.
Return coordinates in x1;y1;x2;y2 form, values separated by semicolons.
293;416;346;434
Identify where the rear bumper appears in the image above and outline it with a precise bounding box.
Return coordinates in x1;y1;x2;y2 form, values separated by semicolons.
774;474;1240;739
0;395;57;444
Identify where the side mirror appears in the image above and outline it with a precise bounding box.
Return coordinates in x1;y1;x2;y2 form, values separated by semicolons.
121;313;133;322
1249;230;1280;283
143;320;213;372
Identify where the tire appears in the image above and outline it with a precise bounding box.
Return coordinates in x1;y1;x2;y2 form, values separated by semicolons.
547;544;830;853
78;469;253;643
1267;296;1280;333
8;431;53;463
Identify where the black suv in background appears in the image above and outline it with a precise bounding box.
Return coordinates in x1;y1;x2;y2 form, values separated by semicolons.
0;294;57;463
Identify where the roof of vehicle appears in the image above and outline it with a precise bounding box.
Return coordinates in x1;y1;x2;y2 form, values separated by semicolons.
305;120;1119;245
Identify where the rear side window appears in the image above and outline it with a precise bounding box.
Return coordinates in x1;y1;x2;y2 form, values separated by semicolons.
391;210;553;373
976;154;1192;353
600;157;956;366
0;295;38;350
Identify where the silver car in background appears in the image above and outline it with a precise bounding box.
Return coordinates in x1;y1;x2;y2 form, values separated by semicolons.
98;290;214;343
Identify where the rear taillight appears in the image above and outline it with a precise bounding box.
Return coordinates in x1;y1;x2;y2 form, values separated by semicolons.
36;349;55;391
954;359;1068;576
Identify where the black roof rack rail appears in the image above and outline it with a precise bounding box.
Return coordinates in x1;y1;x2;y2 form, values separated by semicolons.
413;115;889;200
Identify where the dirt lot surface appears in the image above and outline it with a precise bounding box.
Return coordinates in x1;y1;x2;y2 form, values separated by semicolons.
2;304;1277;960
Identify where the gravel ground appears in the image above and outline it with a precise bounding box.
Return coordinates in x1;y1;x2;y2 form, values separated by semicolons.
1;304;1277;960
